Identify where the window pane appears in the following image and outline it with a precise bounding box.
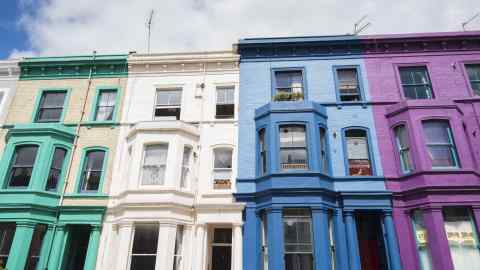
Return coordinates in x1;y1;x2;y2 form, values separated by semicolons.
213;228;232;244
259;129;267;174
346;129;372;176
399;67;432;99
412;211;432;270
25;224;47;270
86;151;105;171
81;151;105;192
180;147;191;188
142;145;168;185
132;224;159;254
275;71;303;94
280;126;306;148
423;121;458;167
443;208;480;270
280;149;307;169
283;209;313;270
37;108;63;122
394;125;413;172
423;121;450;144
46;148;67;191
214;148;232;169
41;92;66;107
319;128;328;173
217;87;234;104
98;91;117;106
174;225;184;255
338;68;361;101
467;64;480;95
130;256;156;270
394;125;409;148
9;146;38;187
285;253;314;270
156;89;182;106
0;223;15;268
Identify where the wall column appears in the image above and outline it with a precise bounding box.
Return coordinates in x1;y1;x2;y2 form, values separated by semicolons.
383;211;403;270
311;207;332;270
243;206;259;270
332;209;349;270
114;223;133;270
157;223;177;270
233;223;243;270
266;207;284;270
392;208;419;270
6;221;35;270
47;225;67;270
423;207;454;270
83;225;102;270
36;224;55;270
344;210;361;270
194;223;207;270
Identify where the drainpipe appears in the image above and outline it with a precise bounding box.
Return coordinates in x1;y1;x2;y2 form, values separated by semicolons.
43;51;97;269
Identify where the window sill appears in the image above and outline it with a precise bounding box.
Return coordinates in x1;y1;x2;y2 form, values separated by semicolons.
66;193;108;198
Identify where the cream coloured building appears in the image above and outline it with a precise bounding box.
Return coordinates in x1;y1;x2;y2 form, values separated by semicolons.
96;51;244;270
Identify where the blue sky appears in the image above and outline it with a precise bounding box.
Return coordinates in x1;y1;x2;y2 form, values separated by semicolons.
1;0;479;60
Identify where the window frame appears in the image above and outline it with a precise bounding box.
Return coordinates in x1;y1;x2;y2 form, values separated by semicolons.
90;86;121;123
5;144;40;189
140;143;169;187
180;145;192;189
215;86;235;119
153;87;183;120
421;119;460;169
212;146;234;190
32;88;70;123
396;65;434;100
333;65;365;103
392;123;414;174
411;210;433;270
278;123;310;172
45;146;70;192
463;62;480;96
129;223;160;270
173;224;185;270
342;127;376;177
319;125;329;174
75;146;108;194
283;208;315;270
271;67;308;101
0;222;16;269
257;127;268;176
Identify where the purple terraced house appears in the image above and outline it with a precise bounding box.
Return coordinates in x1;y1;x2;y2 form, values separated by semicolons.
364;31;480;270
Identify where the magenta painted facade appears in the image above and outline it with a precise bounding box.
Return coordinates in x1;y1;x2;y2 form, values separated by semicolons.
364;32;480;270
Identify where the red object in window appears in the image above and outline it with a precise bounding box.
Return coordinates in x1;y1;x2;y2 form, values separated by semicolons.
349;159;372;176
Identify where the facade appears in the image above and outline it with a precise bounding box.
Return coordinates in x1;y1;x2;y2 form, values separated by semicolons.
97;52;244;270
364;31;480;270
0;54;127;269
235;37;401;270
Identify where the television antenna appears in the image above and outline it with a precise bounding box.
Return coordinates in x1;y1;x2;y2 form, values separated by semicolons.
146;9;155;53
462;12;480;31
353;15;371;35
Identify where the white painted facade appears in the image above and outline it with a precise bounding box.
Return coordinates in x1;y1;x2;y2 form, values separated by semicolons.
0;60;19;125
97;52;243;270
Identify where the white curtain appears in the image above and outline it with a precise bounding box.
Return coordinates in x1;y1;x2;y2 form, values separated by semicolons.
142;145;168;185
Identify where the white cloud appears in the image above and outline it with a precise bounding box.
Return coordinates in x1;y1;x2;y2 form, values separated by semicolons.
8;49;37;59
15;0;480;56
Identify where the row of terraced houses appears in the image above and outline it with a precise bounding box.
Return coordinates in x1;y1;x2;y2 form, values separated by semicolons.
0;31;479;270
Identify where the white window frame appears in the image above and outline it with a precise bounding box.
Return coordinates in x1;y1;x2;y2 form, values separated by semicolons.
128;223;160;270
212;146;233;190
140;144;169;186
173;224;185;270
180;146;192;189
153;88;183;120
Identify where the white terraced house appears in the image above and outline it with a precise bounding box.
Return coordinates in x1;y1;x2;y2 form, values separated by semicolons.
96;51;244;270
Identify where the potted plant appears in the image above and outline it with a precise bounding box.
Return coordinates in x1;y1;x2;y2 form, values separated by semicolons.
273;92;304;101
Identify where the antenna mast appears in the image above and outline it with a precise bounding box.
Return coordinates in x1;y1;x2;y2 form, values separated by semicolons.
146;9;155;53
353;15;371;35
462;12;480;31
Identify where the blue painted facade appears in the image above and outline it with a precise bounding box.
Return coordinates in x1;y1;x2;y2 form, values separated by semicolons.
235;36;402;270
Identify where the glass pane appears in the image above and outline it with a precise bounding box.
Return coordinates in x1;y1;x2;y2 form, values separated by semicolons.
400;67;429;85
214;148;232;169
144;145;168;166
423;121;451;144
132;224;159;254
443;208;480;270
83;171;101;191
217;87;234;104
174;225;184;255
412;211;432;270
0;223;15;269
98;91;117;106
9;168;33;187
95;106;114;121
319;128;328;173
213;228;232;244
275;71;303;94
41;92;66;107
37;108;63;121
142;165;165;185
14;146;38;166
467;64;480;81
427;145;456;167
51;148;67;169
280;126;306;147
211;246;232;270
156;90;182;106
285;253;314;270
85;151;105;171
130;256;156;270
394;125;409;149
280;149;307;170
46;148;66;190
346;130;369;160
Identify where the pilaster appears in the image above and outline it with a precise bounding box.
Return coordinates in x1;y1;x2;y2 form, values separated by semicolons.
266;207;284;270
6;221;35;270
383;210;403;270
311;207;332;270
83;225;102;270
344;210;361;270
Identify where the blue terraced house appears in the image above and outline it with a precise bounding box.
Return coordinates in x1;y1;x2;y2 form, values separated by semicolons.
234;36;402;270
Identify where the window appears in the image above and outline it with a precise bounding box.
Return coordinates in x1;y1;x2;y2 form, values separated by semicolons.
399;67;433;99
394;125;413;173
94;89;117;121
130;224;159;270
260;213;269;270
319;128;328;173
8;145;39;188
412;210;432;270
273;70;304;101
0;223;15;269
180;146;192;189
154;89;182;120
279;125;308;171
141;144;168;185
336;68;362;102
79;150;106;192
211;228;232;270
345;129;372;176
35;91;67;122
466;64;480;95
259;129;267;175
283;209;314;270
25;224;47;270
216;86;235;119
46;148;67;191
173;225;184;270
443;208;480;270
422;121;459;168
213;147;233;189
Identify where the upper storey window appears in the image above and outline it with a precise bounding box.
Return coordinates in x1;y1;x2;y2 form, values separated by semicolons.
319;127;328;174
216;86;235;119
142;144;168;185
93;89;117;121
258;129;267;175
155;89;182;120
399;67;433;99
394;125;413;173
45;148;67;191
422;120;459;168
345;129;372;176
35;91;67;122
336;68;362;102
273;70;304;101
7;145;39;188
180;146;192;189
213;147;233;189
279;125;308;171
79;150;106;192
466;64;480;96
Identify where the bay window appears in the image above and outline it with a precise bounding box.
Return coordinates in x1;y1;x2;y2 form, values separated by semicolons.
319;127;328;173
141;144;168;185
46;148;67;191
394;125;413;173
422;120;459;168
279;125;308;171
283;209;314;270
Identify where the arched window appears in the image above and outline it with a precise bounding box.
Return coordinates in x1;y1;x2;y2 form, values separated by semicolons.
279;125;308;171
7;145;39;188
345;129;372;176
422;120;459;168
213;147;233;189
141;144;168;185
46;147;67;191
79;149;106;192
393;125;413;173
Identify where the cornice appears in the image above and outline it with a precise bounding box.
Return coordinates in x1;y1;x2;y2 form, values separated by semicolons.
0;59;20;78
128;50;239;74
126;120;200;139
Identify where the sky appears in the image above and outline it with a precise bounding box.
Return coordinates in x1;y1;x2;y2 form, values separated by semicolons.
1;0;479;59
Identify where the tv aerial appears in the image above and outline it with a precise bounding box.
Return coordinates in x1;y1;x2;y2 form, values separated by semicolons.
353;15;371;35
462;12;479;31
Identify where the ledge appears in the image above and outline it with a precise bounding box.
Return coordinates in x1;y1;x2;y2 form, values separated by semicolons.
255;101;327;120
